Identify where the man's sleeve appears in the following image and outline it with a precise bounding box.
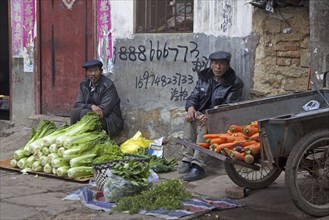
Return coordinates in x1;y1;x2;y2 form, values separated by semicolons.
224;80;244;104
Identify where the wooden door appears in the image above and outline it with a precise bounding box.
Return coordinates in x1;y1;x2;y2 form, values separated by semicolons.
40;0;94;116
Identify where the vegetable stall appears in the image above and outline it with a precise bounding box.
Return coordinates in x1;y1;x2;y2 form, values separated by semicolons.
177;89;329;217
1;112;189;214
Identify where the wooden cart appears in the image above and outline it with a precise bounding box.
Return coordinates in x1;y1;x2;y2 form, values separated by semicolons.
177;89;329;217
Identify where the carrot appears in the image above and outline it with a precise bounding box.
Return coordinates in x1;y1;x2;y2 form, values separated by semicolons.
244;142;261;155
210;137;225;145
229;125;242;133
242;140;258;147
209;144;217;151
249;132;259;141
242;125;259;137
216;142;235;153
231;132;248;139
204;138;212;144
203;134;220;139
250;121;258;128
218;134;235;143
228;150;245;161
220;148;230;156
244;154;255;163
198;142;210;148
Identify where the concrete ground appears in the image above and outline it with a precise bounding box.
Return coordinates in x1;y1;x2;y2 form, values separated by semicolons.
0;123;326;220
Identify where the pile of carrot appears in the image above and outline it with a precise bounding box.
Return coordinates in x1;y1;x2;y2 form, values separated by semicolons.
198;121;260;164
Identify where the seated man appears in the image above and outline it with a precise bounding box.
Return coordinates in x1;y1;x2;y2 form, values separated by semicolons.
180;51;244;181
70;59;124;137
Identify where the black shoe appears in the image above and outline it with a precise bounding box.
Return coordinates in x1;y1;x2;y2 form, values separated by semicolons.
182;164;206;182
178;161;192;174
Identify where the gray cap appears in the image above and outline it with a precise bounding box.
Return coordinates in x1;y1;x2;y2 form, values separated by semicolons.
209;51;231;62
82;59;103;69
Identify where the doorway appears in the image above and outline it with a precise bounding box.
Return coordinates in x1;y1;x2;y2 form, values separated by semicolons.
39;0;94;116
0;0;10;120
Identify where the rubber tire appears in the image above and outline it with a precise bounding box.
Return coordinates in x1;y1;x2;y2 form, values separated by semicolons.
224;160;282;189
285;129;329;217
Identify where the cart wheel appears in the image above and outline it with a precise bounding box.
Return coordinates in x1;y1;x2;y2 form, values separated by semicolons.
224;159;282;189
285;129;329;217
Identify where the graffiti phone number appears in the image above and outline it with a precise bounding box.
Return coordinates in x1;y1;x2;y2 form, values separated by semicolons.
135;71;194;89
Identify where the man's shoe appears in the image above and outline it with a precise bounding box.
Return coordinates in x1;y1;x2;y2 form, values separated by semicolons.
178;161;192;174
182;164;206;182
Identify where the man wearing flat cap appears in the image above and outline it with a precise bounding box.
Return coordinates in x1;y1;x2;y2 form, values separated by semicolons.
179;51;244;181
70;59;124;137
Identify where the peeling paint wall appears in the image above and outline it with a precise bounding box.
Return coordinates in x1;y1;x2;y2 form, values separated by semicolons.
194;0;253;37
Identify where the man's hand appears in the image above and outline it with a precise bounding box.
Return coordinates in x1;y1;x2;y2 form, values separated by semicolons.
186;106;197;122
196;114;207;127
91;105;104;118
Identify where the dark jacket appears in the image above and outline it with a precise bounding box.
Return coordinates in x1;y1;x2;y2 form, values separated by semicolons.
73;75;124;136
185;67;244;114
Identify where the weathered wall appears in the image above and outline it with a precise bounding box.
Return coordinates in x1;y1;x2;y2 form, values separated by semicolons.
102;0;256;140
9;0;314;142
310;1;329;89
109;34;257;140
11;58;35;125
251;6;310;98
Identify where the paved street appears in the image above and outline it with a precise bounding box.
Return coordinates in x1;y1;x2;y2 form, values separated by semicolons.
0;125;326;220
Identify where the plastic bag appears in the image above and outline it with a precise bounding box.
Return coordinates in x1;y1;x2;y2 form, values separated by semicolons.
120;131;154;154
103;170;149;202
303;100;320;111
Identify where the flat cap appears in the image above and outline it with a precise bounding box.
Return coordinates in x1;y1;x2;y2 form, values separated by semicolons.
82;59;103;69
209;51;231;62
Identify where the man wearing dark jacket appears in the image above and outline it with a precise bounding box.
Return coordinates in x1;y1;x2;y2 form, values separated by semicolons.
70;59;124;137
179;51;244;181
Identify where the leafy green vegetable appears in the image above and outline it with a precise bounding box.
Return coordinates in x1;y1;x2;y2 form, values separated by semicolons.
43;163;52;173
131;148;177;173
49;144;58;153
149;156;177;173
10;159;17;168
14;149;26;160
57;166;70;177
32;161;43;172
41;113;101;147
47;153;59;162
62;131;108;160
17;158;28;169
67;166;93;179
40;155;49;166
111;159;150;187
115;179;192;214
55;112;102;147
18;120;57;155
26;155;36;168
41;147;50;156
69;153;97;167
92;141;124;164
23;120;58;154
51;157;69;168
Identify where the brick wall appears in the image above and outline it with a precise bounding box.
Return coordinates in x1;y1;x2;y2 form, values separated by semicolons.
251;6;310;98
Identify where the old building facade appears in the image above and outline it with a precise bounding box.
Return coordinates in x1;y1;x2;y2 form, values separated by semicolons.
1;0;327;141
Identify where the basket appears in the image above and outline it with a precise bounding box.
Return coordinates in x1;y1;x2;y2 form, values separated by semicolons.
92;154;150;191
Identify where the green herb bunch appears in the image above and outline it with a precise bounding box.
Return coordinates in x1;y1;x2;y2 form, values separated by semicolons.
111;159;150;187
115;179;193;214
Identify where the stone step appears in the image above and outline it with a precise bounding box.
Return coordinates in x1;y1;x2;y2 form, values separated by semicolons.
28;114;70;129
